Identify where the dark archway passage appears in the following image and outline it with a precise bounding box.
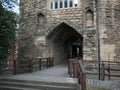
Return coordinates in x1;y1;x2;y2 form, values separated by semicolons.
47;22;83;65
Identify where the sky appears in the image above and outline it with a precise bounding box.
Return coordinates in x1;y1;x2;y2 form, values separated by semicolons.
13;5;19;14
1;0;20;14
13;0;20;14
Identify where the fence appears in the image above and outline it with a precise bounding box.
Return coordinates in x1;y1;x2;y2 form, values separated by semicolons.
68;58;120;89
38;57;54;70
0;57;54;75
83;60;120;80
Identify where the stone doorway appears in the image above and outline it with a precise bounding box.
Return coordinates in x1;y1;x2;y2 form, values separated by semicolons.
72;38;83;58
47;22;83;65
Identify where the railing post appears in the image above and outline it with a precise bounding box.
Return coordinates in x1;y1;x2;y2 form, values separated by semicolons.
73;62;75;77
0;60;2;74
13;60;16;75
101;63;105;80
108;63;110;80
47;58;48;68
69;59;73;77
39;58;41;70
73;61;77;78
68;60;70;74
82;76;86;90
48;57;54;67
77;71;81;84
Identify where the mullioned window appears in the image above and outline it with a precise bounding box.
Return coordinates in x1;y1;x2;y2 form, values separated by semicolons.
50;0;78;10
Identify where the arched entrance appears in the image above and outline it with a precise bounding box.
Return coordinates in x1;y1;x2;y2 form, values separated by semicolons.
47;22;83;65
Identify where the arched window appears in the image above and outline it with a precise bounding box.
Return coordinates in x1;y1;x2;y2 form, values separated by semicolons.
86;9;94;27
37;13;44;29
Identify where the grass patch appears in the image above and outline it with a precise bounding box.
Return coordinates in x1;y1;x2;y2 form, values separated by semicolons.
87;86;110;90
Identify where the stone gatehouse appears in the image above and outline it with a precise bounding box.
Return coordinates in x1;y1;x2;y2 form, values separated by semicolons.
18;0;120;71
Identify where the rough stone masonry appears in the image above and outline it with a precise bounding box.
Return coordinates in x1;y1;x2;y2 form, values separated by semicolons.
18;0;120;71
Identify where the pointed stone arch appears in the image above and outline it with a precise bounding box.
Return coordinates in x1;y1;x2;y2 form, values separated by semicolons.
46;22;83;65
48;21;82;36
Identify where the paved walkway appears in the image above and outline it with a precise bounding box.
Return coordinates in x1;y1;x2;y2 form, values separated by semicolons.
1;64;120;90
1;64;77;84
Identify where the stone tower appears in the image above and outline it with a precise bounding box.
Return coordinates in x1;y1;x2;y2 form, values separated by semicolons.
18;0;120;71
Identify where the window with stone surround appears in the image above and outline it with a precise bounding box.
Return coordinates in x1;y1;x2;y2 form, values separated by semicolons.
50;0;78;10
37;13;44;29
60;0;63;8
69;0;73;7
86;9;94;27
64;0;68;8
55;0;58;9
50;1;53;9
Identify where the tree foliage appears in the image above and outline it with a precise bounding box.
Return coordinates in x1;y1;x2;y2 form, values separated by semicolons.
0;2;17;60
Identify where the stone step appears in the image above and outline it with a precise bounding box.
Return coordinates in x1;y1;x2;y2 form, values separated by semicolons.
0;86;41;90
0;81;77;90
0;78;77;87
0;79;77;90
0;86;42;90
0;86;22;90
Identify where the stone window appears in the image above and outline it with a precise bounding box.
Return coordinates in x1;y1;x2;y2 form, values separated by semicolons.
50;1;53;9
64;0;68;8
60;0;63;8
50;0;78;10
69;0;73;7
37;13;44;29
86;10;94;27
55;1;58;9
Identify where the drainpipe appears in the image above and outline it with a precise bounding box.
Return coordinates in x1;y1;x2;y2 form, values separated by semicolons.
96;0;101;80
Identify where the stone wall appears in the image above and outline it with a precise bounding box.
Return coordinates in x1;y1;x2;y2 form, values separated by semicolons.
99;0;120;61
18;0;120;72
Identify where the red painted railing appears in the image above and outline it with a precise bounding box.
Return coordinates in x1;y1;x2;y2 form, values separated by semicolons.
77;60;86;90
69;59;86;90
